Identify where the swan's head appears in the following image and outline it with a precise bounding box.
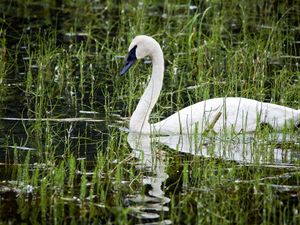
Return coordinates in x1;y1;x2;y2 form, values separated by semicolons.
120;35;161;75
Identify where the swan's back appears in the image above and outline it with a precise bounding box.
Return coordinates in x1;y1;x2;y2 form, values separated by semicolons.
153;97;300;134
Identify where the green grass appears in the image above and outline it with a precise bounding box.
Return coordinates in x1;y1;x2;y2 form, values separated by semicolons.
0;0;299;224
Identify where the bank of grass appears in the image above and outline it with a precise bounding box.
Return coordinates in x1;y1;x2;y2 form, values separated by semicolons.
0;0;299;224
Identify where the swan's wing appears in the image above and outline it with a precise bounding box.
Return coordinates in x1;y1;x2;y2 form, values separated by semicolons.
212;98;299;132
259;102;300;129
153;98;299;134
153;98;223;134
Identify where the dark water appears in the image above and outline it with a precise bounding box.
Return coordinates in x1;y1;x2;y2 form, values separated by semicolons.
0;1;300;224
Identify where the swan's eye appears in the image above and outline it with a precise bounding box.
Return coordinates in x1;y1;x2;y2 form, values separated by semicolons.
120;45;137;75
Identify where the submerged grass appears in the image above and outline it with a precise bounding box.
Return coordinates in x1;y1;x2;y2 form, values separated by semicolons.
0;0;299;224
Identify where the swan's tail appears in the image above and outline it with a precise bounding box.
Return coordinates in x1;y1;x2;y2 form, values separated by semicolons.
296;109;300;128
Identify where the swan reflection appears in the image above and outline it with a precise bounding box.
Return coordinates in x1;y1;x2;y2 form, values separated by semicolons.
126;132;170;223
128;132;169;199
158;133;298;164
126;131;298;222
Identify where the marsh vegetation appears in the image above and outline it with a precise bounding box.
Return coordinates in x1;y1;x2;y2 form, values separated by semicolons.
0;0;299;224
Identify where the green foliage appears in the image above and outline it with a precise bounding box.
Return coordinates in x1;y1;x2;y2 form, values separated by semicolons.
0;0;299;224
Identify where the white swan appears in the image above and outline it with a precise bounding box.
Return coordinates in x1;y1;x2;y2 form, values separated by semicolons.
120;35;300;135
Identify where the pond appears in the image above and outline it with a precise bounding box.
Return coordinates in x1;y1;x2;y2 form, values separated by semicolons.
0;0;299;224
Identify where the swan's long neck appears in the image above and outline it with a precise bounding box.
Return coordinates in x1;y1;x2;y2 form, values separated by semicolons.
130;48;164;134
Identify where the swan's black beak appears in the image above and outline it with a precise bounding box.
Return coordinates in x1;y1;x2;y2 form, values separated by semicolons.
120;45;137;75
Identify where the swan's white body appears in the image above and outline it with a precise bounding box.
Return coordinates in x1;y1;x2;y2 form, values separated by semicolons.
121;35;300;135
